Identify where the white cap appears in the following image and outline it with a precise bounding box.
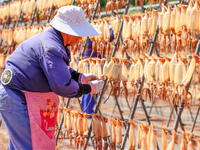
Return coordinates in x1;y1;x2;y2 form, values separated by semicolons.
50;6;102;37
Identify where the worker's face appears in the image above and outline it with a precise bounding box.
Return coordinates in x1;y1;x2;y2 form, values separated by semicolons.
69;35;82;47
61;32;82;46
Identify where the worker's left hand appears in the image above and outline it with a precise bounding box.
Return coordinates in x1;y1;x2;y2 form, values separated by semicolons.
80;73;99;84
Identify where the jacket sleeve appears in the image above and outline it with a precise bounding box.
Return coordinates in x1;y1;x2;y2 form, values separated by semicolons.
39;47;90;98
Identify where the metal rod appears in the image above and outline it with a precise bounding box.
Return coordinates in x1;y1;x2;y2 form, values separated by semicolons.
173;39;200;132
77;98;83;111
109;80;126;128
115;95;126;128
141;99;151;125
0;20;8;49
47;4;54;23
163;0;168;7
121;75;145;150
81;38;89;58
0;14;10;47
30;6;37;26
111;0;131;57
140;1;145;13
81;0;100;57
149;24;159;56
149;94;156;115
16;10;22;27
191;106;200;133
83;77;108;150
141;96;160;150
72;0;76;5
93;94;102;115
187;106;194;122
111;103;117;117
121;21;159;150
174;103;185;131
155;47;161;57
195;39;200;54
173;96;185;131
3;14;10;29
167;105;174;127
56;98;71;143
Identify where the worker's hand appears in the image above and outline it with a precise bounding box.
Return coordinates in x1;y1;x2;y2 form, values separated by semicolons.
81;73;99;84
89;80;104;94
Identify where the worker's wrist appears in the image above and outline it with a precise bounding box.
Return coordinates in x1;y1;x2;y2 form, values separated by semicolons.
75;83;91;97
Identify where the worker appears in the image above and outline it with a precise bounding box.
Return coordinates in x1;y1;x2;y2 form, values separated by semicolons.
0;6;104;150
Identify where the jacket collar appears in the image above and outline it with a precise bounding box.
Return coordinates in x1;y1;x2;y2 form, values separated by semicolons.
53;28;64;46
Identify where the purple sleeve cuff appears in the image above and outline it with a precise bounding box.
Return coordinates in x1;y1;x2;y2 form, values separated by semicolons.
71;71;81;83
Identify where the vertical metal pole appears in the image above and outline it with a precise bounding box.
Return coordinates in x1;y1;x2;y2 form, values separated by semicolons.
190;106;200;133
115;95;126;128
121;75;145;150
121;24;159;150
47;4;54;23
173;103;185;131
140;98;160;150
111;0;131;57
30;6;37;26
107;0;131;131
72;0;76;5
3;14;10;29
167;106;174;127
173;38;200;132
77;98;83;111
83;77;108;150
188;40;200;133
0;15;10;48
149;25;159;55
141;99;151;125
149;94;160;115
155;47;161;57
195;40;200;54
56;98;71;143
109;80;126;128
81;0;100;57
173;96;185;131
140;1;145;13
187;106;194;122
93;94;102;115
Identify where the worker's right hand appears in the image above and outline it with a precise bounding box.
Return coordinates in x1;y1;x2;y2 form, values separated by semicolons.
81;73;99;84
89;80;104;94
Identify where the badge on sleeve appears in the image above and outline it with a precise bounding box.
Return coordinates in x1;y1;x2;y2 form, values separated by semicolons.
1;69;13;85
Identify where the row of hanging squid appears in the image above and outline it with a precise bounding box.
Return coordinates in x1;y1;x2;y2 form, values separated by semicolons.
70;52;200;109
56;108;200;150
1;24;51;46
0;0;99;26
105;0;127;16
2;1;200;64
0;24;51;59
2;0;200;58
83;1;200;58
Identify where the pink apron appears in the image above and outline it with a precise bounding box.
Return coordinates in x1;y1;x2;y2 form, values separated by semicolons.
25;91;59;150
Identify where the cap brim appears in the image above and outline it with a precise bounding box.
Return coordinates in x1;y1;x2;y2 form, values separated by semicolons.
50;18;102;37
